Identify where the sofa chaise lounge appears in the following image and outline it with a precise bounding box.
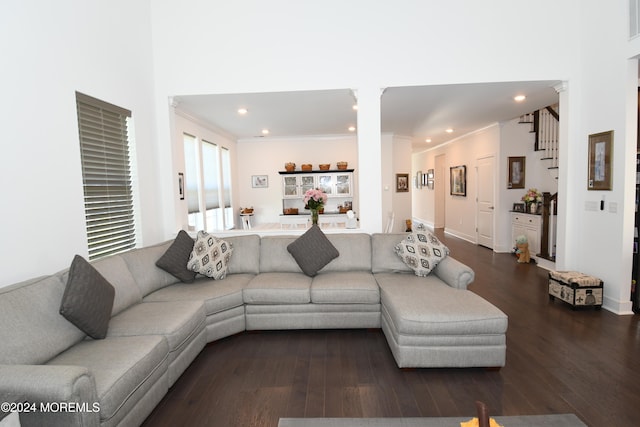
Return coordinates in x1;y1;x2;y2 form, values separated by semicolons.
0;231;507;427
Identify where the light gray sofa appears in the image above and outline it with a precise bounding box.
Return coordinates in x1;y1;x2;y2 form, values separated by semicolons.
0;232;507;427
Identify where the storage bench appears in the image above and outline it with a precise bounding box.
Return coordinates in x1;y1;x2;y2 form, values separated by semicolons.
548;271;603;310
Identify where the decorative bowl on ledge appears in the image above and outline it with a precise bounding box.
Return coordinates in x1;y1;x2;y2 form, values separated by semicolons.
284;162;295;172
337;161;348;170
319;163;331;170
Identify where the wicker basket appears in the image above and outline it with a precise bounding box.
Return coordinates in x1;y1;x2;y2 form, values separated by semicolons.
283;208;299;215
319;163;331;171
301;164;312;171
337;161;348;170
284;162;295;172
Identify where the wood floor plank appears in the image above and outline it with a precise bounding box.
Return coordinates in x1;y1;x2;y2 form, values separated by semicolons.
142;231;640;427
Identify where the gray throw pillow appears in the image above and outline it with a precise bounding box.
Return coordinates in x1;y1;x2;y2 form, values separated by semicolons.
287;225;339;277
156;230;197;283
60;255;115;339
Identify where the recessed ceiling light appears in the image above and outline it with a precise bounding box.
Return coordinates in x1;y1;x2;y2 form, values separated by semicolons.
237;107;248;115
446;128;454;133
261;129;269;135
514;95;526;102
348;126;356;132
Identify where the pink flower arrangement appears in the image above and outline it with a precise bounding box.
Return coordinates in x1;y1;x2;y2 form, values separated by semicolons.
303;188;327;210
522;188;542;204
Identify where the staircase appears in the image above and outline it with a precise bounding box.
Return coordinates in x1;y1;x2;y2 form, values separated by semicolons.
519;105;560;264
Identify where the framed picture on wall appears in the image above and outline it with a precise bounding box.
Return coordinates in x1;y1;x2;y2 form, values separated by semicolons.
396;173;409;192
587;130;613;190
252;175;269;188
450;165;466;196
508;156;526;189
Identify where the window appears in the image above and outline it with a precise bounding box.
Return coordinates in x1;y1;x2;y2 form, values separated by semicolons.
76;92;136;259
183;134;234;231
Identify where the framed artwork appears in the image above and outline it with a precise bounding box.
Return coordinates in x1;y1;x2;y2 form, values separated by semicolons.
588;130;613;190
396;173;409;192
513;202;525;212
508;156;526;189
450;165;466;196
178;172;184;200
252;175;269;188
427;179;434;190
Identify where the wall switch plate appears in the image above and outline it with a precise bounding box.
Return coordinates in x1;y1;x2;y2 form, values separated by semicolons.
585;201;598;211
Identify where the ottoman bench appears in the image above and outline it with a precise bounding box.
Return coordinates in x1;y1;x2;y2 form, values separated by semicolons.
375;273;508;368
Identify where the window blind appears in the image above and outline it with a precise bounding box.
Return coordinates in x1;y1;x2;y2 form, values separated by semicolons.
76;92;136;259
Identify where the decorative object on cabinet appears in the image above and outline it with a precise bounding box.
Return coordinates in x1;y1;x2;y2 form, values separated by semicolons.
450;165;466;196
513;202;525;213
396;174;409;192
507;156;526;189
284;162;296;172
319;163;331;171
251;175;268;188
301;164;312;171
303;188;327;225
178;172;184;200
588;130;613;190
336;161;348;170
521;188;542;214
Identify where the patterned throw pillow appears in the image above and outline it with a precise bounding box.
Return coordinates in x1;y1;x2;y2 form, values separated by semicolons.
187;231;233;280
394;231;449;277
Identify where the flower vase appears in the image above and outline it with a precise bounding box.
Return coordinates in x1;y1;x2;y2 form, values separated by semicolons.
529;202;537;214
310;209;319;225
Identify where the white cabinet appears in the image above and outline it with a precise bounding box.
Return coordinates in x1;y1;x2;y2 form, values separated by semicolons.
511;213;541;257
282;174;316;199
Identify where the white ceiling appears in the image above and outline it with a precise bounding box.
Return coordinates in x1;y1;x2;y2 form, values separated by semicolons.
173;80;561;151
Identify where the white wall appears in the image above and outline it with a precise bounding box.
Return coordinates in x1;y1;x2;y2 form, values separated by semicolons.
235;136;358;225
0;1;161;287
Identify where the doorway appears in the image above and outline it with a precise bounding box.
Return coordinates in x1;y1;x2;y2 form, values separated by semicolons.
476;155;495;249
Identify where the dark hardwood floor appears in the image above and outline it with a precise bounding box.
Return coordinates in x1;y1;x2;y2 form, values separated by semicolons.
142;231;640;427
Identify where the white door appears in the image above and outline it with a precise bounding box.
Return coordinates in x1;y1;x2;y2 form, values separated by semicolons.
476;156;495;248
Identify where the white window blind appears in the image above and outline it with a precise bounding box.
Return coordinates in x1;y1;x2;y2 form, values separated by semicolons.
183;133;201;214
76;92;136;259
202;140;220;210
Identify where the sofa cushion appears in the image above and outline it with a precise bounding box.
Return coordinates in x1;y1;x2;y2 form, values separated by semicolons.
394;231;449;277
108;301;204;351
287;225;339;277
88;255;142;316
0;275;86;365
187;231;233;280
324;233;372;272
244;272;312;304
120;242;180;297
259;236;300;273
144;274;253;316
371;233;413;274
311;271;380;304
47;335;169;425
375;272;508;336
223;234;261;274
59;255;115;339
156;230;197;283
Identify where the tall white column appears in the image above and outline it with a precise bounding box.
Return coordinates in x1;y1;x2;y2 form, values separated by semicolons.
354;87;383;232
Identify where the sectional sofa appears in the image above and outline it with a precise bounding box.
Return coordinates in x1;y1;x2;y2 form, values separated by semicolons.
0;230;508;427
